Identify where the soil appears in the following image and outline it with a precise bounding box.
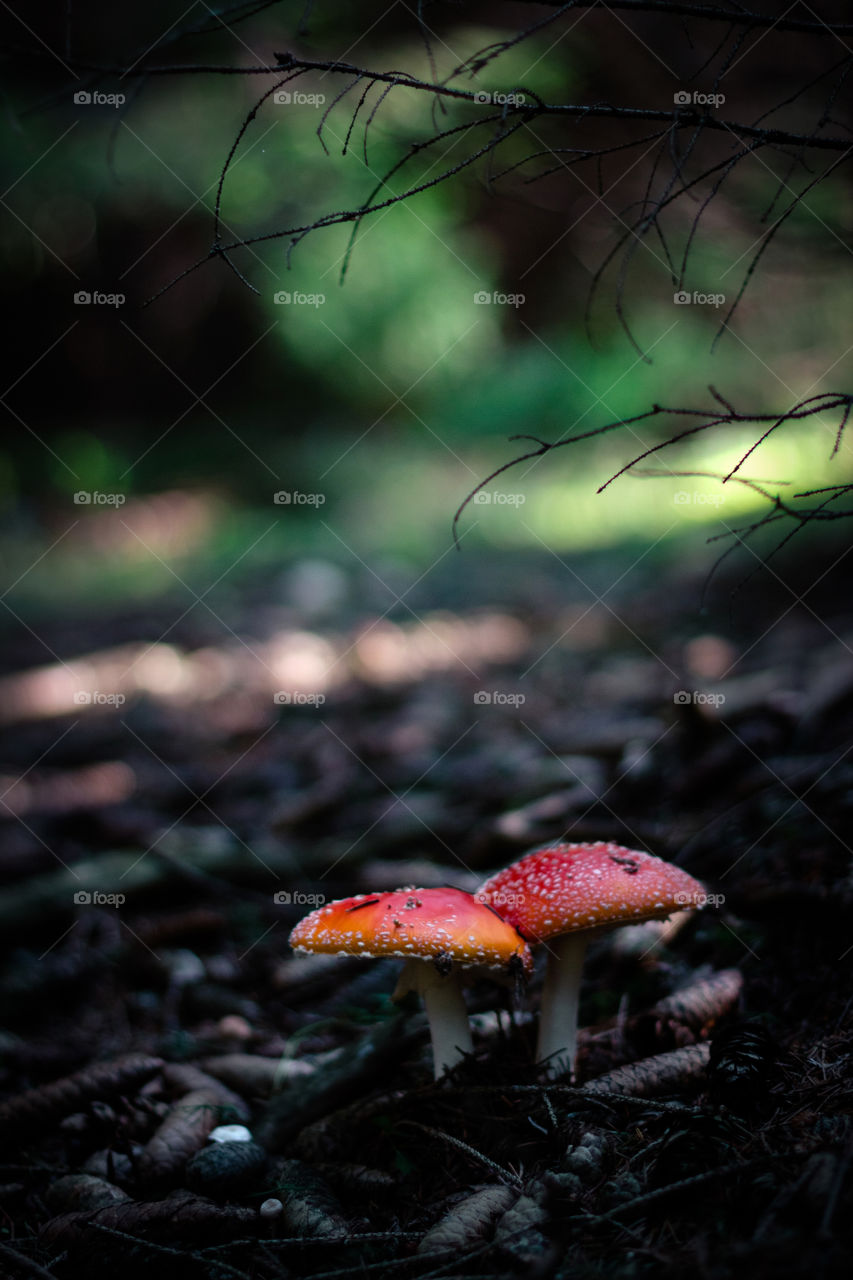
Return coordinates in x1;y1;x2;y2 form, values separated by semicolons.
1;534;852;1279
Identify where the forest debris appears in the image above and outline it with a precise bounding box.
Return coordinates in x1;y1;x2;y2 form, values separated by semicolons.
136;1073;248;1187
652;969;743;1031
271;1158;349;1238
182;982;262;1023
584;1043;711;1097
492;1181;553;1270
315;1162;397;1193
0;761;135;819
185;1139;268;1198
128;907;226;949
600;1170;644;1209
257;1012;428;1150
45;1173;131;1214
59;1112;88;1135
39;1188;255;1247
1;946;117;1019
562;1131;610;1182
404;1123;522;1188
707;1023;780;1110
700;669;794;720
580;968;743;1071
797;658;853;744
292;1093;403;1163
0;1054;163;1142
417;1185;519;1254
201;1053;312;1096
608;910;696;960
270;777;361;832
493;757;606;840
0;1241;60;1280
545;714;666;758
160;1063;249;1110
83;1149;135;1187
597;1156;775;1222
0;837;296;938
271;951;357;997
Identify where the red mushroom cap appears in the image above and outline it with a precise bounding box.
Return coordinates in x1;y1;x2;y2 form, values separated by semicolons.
478;842;705;943
289;886;532;975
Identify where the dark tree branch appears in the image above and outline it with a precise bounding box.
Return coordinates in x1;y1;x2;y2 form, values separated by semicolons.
453;392;853;560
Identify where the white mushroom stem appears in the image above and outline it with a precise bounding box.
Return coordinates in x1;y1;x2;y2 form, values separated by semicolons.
394;960;473;1079
536;932;589;1078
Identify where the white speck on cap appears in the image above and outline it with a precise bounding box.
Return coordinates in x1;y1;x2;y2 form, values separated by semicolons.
477;842;706;944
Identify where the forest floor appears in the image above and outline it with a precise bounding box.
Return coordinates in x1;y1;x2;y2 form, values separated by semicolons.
1;529;852;1279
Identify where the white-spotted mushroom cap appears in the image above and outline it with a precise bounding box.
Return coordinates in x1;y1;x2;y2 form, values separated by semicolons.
289;886;532;977
478;842;705;943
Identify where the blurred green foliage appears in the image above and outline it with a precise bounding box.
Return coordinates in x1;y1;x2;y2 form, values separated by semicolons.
1;6;850;614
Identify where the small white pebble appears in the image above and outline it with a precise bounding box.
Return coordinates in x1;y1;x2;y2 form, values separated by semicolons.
217;1014;253;1040
208;1124;253;1144
165;949;206;985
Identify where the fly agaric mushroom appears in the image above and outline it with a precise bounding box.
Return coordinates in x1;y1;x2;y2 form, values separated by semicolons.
289;887;532;1079
478;843;706;1078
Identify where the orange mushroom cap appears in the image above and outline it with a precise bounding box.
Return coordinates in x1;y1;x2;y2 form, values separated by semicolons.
289;886;532;976
478;842;705;943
